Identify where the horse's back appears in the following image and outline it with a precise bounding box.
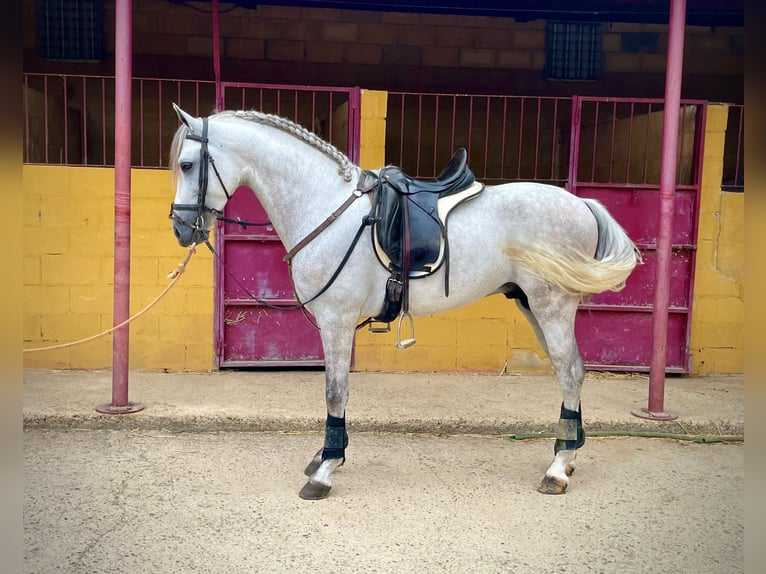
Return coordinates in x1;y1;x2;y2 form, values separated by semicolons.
460;181;598;251
389;181;599;315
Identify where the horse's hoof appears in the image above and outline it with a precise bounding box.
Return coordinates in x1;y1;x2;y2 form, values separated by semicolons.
304;459;322;477
299;480;332;500
537;475;568;495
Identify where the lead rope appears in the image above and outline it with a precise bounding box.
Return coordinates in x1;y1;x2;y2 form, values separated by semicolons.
23;244;199;353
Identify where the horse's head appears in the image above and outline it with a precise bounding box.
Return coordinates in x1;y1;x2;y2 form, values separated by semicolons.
168;104;234;247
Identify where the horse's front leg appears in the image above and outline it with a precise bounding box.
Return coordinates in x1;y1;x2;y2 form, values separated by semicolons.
299;317;355;500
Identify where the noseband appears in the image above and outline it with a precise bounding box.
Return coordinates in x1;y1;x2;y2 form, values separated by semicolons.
168;117;231;234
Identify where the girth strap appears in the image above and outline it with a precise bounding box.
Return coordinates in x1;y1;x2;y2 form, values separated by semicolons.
554;402;586;453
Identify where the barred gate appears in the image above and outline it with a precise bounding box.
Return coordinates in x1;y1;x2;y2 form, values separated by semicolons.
569;97;706;373
214;83;361;368
386;92;707;372
386;92;571;186
23;73;217;167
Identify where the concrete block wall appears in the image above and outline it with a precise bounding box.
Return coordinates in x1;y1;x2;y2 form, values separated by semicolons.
124;2;547;71
353;296;548;373
359;90;387;170
603;23;743;75
21;1;734;84
21;96;744;375
23;166;216;371
689;104;744;373
202;9;741;77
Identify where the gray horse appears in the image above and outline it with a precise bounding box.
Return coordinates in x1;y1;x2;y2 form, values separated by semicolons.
168;104;641;500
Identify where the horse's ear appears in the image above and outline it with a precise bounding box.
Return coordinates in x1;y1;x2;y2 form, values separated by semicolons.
172;103;202;133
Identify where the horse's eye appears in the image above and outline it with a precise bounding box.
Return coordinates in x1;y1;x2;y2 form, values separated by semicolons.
180;161;193;172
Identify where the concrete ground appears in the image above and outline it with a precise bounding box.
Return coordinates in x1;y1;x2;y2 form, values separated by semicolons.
23;369;744;573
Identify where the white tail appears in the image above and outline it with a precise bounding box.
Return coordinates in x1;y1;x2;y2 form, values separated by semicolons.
506;198;642;296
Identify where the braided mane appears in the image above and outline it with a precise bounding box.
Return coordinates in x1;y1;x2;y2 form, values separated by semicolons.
216;110;357;182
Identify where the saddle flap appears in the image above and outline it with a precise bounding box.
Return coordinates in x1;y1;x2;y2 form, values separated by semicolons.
373;181;484;275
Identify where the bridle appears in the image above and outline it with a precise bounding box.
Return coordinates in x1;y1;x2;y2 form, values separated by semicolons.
168;117;232;241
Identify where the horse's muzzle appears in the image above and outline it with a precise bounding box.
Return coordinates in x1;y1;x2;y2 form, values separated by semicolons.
172;221;209;247
170;207;209;247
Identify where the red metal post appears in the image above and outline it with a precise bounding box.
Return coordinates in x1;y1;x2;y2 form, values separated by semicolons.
633;0;687;420
97;0;143;414
348;87;361;165
567;95;581;193
212;0;223;111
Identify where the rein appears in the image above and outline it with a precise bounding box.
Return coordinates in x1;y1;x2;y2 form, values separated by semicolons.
170;118;380;319
204;172;379;316
284;171;378;262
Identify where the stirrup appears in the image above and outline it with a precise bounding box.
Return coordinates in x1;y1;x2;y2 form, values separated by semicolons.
396;311;416;349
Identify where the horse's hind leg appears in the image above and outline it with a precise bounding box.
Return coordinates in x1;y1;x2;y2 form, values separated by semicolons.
298;317;355;500
513;299;549;356
520;291;586;495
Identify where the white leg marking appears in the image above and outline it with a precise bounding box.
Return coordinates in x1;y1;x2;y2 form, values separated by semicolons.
546;449;577;482
310;458;344;487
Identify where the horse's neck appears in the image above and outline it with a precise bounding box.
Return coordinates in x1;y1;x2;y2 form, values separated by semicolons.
230;123;357;250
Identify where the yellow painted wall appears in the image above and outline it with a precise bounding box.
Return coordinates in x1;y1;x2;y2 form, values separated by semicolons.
23;166;215;371
359;90;387;169
688;104;744;373
353;295;548;373
22;97;744;374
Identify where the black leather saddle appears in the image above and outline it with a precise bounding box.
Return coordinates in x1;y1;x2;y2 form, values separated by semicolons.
364;148;484;339
382;147;475;196
372;148;481;277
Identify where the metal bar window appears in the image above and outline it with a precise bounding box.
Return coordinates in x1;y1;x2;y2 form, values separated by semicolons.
38;0;104;61
545;21;602;81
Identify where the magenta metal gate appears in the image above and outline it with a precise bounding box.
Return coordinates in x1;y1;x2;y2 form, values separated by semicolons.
385;92;706;373
569;96;706;373
213;83;361;368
